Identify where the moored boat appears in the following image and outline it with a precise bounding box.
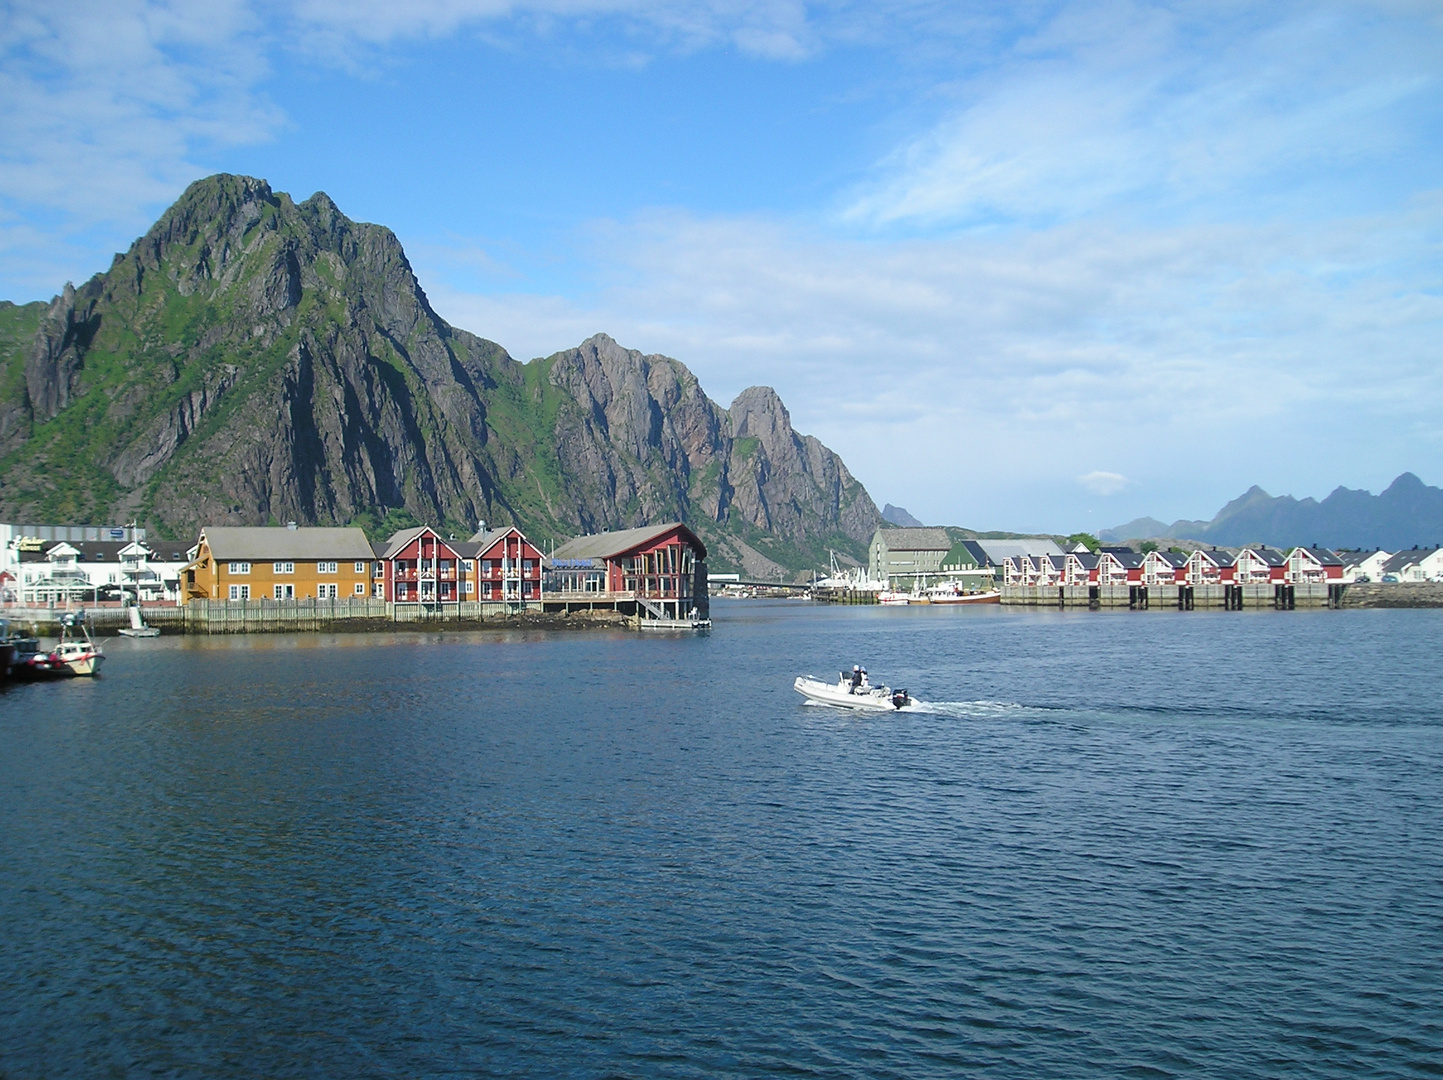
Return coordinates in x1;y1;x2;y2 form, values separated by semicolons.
922;587;1001;605
877;590;912;605
14;611;104;679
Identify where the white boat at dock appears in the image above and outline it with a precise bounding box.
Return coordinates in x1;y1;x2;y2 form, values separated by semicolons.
794;671;912;711
15;611;105;678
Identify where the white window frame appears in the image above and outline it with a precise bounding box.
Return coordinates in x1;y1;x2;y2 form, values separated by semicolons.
229;584;250;600
463;559;474;572
318;561;338;574
373;582;384;598
482;559;492;573
228;561;250;575
274;561;295;574
483;581;493;598
355;561;366;573
319;583;338;598
464;580;474;594
354;583;366;595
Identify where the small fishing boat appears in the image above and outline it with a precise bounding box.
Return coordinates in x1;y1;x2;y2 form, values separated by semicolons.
794;671;911;711
117;605;161;638
877;590;912;605
16;611;104;679
922;586;1001;605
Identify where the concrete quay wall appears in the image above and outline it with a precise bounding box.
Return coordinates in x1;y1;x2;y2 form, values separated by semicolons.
1339;582;1443;608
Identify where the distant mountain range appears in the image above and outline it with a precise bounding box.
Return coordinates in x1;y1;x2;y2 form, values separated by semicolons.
1100;473;1443;549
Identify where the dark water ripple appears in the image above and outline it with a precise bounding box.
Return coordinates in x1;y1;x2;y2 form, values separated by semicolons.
2;602;1442;1077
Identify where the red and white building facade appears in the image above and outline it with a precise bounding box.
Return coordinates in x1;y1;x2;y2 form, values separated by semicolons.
546;522;707;620
372;524;543;606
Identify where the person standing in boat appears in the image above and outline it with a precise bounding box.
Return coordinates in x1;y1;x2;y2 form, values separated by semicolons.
850;665;864;693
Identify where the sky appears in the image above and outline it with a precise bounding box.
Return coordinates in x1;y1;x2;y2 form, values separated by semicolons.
2;0;1441;533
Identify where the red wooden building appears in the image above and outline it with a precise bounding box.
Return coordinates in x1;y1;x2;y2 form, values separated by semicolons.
374;526;465;606
461;525;544;603
545;522;708;621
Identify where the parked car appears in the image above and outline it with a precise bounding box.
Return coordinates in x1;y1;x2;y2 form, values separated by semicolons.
1382;574;1399;583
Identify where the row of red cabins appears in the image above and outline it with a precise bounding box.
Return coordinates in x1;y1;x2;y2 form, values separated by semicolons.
371;521;708;619
1002;546;1345;588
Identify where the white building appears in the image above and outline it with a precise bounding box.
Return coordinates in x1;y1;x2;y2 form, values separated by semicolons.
1340;549;1392;582
1379;547;1443;582
14;537;195;605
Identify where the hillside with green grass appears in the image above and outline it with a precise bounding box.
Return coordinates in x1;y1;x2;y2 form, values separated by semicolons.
0;175;879;575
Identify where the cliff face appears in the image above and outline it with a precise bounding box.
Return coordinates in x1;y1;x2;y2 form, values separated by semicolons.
0;175;879;573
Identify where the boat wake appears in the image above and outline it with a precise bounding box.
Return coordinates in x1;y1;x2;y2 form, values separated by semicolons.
897;699;1037;719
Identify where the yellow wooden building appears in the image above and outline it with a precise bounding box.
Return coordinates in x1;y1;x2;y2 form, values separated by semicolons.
181;526;378;603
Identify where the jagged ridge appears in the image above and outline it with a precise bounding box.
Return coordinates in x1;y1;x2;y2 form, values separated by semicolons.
0;174;880;575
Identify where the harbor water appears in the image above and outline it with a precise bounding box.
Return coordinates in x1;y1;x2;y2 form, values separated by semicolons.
2;601;1441;1077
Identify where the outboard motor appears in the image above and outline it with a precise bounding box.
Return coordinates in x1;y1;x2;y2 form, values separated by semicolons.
892;690;909;709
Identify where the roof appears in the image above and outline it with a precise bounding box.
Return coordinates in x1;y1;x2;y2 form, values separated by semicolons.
971;538;1064;562
468;526;533;556
1190;548;1236;567
1070;551;1100;568
199;526;375;561
958;540;993;567
550;522;707;562
1292;546;1343;566
1382;547;1441;573
1108;551;1144;568
1153;551;1188;567
873;527;952;552
1238;546;1287;566
374;526;469;560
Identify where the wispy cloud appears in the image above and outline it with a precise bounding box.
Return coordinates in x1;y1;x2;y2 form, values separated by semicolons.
1078;471;1130;496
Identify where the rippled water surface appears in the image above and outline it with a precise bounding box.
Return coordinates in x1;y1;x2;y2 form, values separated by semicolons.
3;601;1442;1078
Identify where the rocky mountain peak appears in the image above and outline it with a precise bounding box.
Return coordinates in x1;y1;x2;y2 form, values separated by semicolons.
0;174;881;574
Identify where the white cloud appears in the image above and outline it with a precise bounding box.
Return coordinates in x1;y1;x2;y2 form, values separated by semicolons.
419;194;1443;530
1078;471;1130;496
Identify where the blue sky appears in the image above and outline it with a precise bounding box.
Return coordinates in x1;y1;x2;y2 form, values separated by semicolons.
3;0;1441;533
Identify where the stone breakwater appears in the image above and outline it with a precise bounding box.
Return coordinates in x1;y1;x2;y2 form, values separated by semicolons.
1339;582;1443;608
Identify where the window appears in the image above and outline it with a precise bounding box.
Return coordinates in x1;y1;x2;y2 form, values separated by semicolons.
229;584;250;600
228;562;250;574
374;582;384;598
523;580;534;596
523;559;534;573
464;580;474;594
318;561;338;574
483;582;493;598
319;583;338;598
482;559;492;574
463;560;474;572
274;561;295;574
355;561;366;573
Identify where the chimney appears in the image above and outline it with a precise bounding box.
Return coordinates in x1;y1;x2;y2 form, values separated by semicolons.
287;521;298;530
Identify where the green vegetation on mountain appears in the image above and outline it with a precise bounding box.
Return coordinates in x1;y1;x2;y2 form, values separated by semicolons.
0;175;881;575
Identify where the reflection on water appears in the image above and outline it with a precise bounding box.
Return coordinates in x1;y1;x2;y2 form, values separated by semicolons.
2;602;1441;1078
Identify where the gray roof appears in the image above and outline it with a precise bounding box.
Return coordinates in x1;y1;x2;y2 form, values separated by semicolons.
1191;548;1237;567
1382;547;1440;573
1071;551;1100;568
972;538;1064;562
1155;551;1188;567
1110;551;1145;568
1292;546;1343;566
958;539;993;567
1238;546;1287;566
873;527;952;552
550;522;706;562
200;526;375;561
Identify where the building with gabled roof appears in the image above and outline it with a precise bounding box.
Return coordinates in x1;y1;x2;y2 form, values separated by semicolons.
182;525;375;603
1286;546;1344;584
1339;549;1392;582
1234;546;1287;584
1185;548;1235;586
547;522;707;621
1379;546;1443;582
1143;550;1188;586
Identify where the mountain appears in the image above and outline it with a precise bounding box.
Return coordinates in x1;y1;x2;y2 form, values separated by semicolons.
1099;474;1443;549
0;174;880;576
881;503;922;527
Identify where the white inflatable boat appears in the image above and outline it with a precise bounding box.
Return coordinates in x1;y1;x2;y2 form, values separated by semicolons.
794;672;911;711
